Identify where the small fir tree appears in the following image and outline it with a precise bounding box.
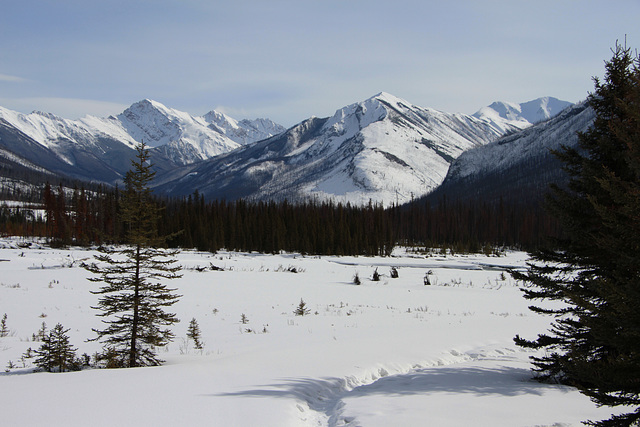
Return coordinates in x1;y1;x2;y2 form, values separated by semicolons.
22;347;34;360
34;323;78;372
187;318;203;350
353;273;361;285
0;313;8;337
36;321;47;341
294;299;311;316
84;142;182;368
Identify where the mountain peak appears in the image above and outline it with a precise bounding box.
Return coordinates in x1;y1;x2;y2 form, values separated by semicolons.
474;97;573;126
124;99;194;123
519;96;573;123
128;98;162;111
372;91;397;101
203;109;237;126
202;110;285;145
161;92;515;205
31;110;65;121
369;92;413;108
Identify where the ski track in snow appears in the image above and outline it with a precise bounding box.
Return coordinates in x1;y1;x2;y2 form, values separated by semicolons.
224;345;522;427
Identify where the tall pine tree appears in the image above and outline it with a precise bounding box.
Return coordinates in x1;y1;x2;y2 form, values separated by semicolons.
513;43;640;426
85;142;182;368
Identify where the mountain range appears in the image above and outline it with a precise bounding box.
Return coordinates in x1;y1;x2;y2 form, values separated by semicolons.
0;94;577;205
0;100;284;183
430;100;594;205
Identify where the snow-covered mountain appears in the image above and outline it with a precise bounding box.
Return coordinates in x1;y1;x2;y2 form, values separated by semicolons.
0;94;573;204
203;110;285;146
0;101;285;184
0;113;135;184
472;97;574;134
156;92;541;205
114;99;241;164
432;100;595;204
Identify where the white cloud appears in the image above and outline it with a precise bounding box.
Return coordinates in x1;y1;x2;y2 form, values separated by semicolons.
0;74;28;83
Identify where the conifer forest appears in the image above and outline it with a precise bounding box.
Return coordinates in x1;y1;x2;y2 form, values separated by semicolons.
0;183;559;255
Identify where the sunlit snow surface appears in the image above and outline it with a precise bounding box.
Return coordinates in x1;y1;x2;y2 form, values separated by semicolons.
0;240;621;426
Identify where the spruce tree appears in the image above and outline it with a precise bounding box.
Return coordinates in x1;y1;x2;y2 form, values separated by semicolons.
85;142;182;368
186;318;203;350
0;313;8;337
34;323;78;372
513;43;640;426
294;299;310;316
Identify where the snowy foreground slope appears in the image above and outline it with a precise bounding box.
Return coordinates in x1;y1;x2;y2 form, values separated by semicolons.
0;241;620;426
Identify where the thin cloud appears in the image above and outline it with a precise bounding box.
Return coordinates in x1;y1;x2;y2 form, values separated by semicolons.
0;74;28;83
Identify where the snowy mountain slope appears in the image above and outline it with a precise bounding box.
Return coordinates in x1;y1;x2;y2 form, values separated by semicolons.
0;95;573;203
115;100;241;165
113;102;283;163
433;101;595;203
156;93;523;205
0;139;55;184
203;110;285;145
0;117;128;184
0;101;285;169
0;101;286;187
519;97;574;122
0;142;60;201
472;97;573;134
0;107;122;158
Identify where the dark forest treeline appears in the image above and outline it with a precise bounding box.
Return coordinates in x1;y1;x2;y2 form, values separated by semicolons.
0;182;120;247
393;196;561;252
0;182;560;254
159;194;395;255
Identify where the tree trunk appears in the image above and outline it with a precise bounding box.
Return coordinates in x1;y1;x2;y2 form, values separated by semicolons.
129;244;141;367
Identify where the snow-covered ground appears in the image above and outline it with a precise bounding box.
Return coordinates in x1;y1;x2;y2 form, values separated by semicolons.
0;240;621;426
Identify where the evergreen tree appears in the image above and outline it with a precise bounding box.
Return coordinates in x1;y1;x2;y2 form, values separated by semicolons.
84;142;182;368
34;323;78;372
0;313;8;337
36;321;47;341
294;299;310;316
187;318;203;350
240;313;249;324
513;43;640;426
353;272;361;285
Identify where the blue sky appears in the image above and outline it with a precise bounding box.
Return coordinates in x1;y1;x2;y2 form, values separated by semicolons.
1;0;639;127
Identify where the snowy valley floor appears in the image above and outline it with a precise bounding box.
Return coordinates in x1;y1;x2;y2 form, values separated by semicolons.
0;240;622;426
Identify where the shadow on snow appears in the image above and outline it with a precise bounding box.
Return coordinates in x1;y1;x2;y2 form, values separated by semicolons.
212;364;570;425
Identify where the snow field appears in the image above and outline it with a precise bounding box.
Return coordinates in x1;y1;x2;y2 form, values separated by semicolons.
0;242;622;426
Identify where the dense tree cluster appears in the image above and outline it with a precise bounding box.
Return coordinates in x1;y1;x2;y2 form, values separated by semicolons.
159;195;395;256
41;182;120;246
0;181;561;255
391;196;559;253
158;194;558;255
